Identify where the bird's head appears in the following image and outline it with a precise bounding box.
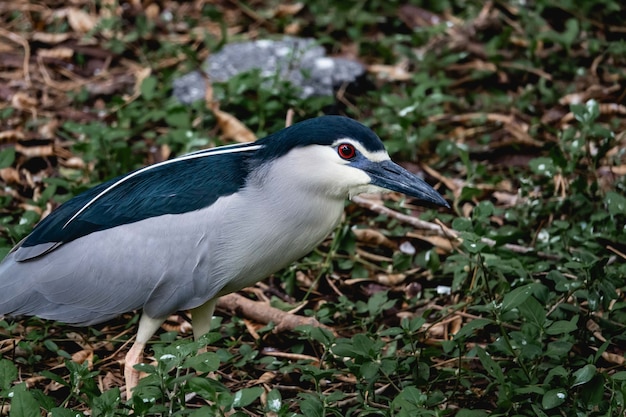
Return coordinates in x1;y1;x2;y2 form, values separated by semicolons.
252;116;449;207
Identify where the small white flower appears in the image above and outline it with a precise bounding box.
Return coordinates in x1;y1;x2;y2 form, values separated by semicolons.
436;286;451;295
160;353;176;361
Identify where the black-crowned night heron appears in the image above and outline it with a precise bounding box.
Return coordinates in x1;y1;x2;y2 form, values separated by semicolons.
0;116;448;396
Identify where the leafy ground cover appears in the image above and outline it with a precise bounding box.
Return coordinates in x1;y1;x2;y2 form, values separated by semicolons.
0;1;625;416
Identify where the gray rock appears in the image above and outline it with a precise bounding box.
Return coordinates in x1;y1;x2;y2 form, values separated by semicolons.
172;71;207;104
173;37;365;104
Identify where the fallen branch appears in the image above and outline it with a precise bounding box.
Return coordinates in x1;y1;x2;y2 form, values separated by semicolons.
352;195;445;234
351;195;558;259
216;293;334;334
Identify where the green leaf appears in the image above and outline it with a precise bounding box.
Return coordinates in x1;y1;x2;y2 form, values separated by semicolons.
580;374;605;407
0;359;18;390
461;234;487;253
518;296;546;329
542;388;567;410
189;407;216;417
546;340;572;359
266;389;282;413
140;76;158;100
531;403;549;417
298;326;335;347
501;283;535;312
606;191;626;216
0;147;15;169
232;386;263;408
611;371;626;381
164;107;191;129
456;409;489;417
9;386;40;417
545;317;578;335
529;157;556;177
183;351;220;373
40;370;68;387
515;385;545;395
360;360;380;380
473;200;494;219
50;408;84;417
391;386;427;415
475;347;504;383
453;318;492;340
352;333;374;358
330;339;354;358
132;363;156;374
92;388;121;416
452;217;473;231
300;395;324;417
571;364;596;387
187;377;224;401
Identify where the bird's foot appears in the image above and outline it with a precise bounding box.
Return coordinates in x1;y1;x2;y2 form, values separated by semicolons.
124;341;145;400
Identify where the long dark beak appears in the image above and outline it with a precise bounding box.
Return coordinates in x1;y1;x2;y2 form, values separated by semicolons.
362;160;449;208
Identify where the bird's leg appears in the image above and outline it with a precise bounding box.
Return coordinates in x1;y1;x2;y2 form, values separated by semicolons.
124;343;144;399
191;298;217;343
124;314;166;399
190;298;218;382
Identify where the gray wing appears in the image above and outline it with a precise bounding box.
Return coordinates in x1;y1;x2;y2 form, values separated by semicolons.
0;205;229;325
0;145;257;325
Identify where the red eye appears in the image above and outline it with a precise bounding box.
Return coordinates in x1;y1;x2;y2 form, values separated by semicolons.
337;143;356;159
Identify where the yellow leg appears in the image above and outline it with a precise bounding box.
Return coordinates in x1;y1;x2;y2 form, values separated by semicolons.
124;314;166;399
191;298;217;341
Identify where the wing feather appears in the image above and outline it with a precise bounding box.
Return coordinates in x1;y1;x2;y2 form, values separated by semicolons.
13;143;258;261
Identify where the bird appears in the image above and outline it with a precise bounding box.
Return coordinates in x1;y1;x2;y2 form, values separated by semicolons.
0;115;448;397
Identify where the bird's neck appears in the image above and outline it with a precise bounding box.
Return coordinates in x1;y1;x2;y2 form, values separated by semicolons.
214;184;345;295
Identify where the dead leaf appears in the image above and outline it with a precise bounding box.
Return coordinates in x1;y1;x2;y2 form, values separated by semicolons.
261;348;320;364
356;248;393;263
161;314;193;334
0;167;20;184
493;190;522;207
19;203;42;215
145;3;160;21
0;130;25;142
38;119;59;139
32;32;71;44
404;282;422;298
448;316;462;336
243;319;261;340
212;107;257;143
11;92;38;113
368;63;412;81
275;3;304;17
72;349;94;368
37;47;74;60
62;157;86;169
130;67;152;101
253;371;276;385
398;4;443;28
25;375;47;389
374;273;407;286
407;232;456;252
67;8;98;33
100;371;121;392
420;163;458;193
607;245;626;261
601;351;625;366
284;22;301;35
15;142;54;158
352;228;396;249
426;321;446;340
